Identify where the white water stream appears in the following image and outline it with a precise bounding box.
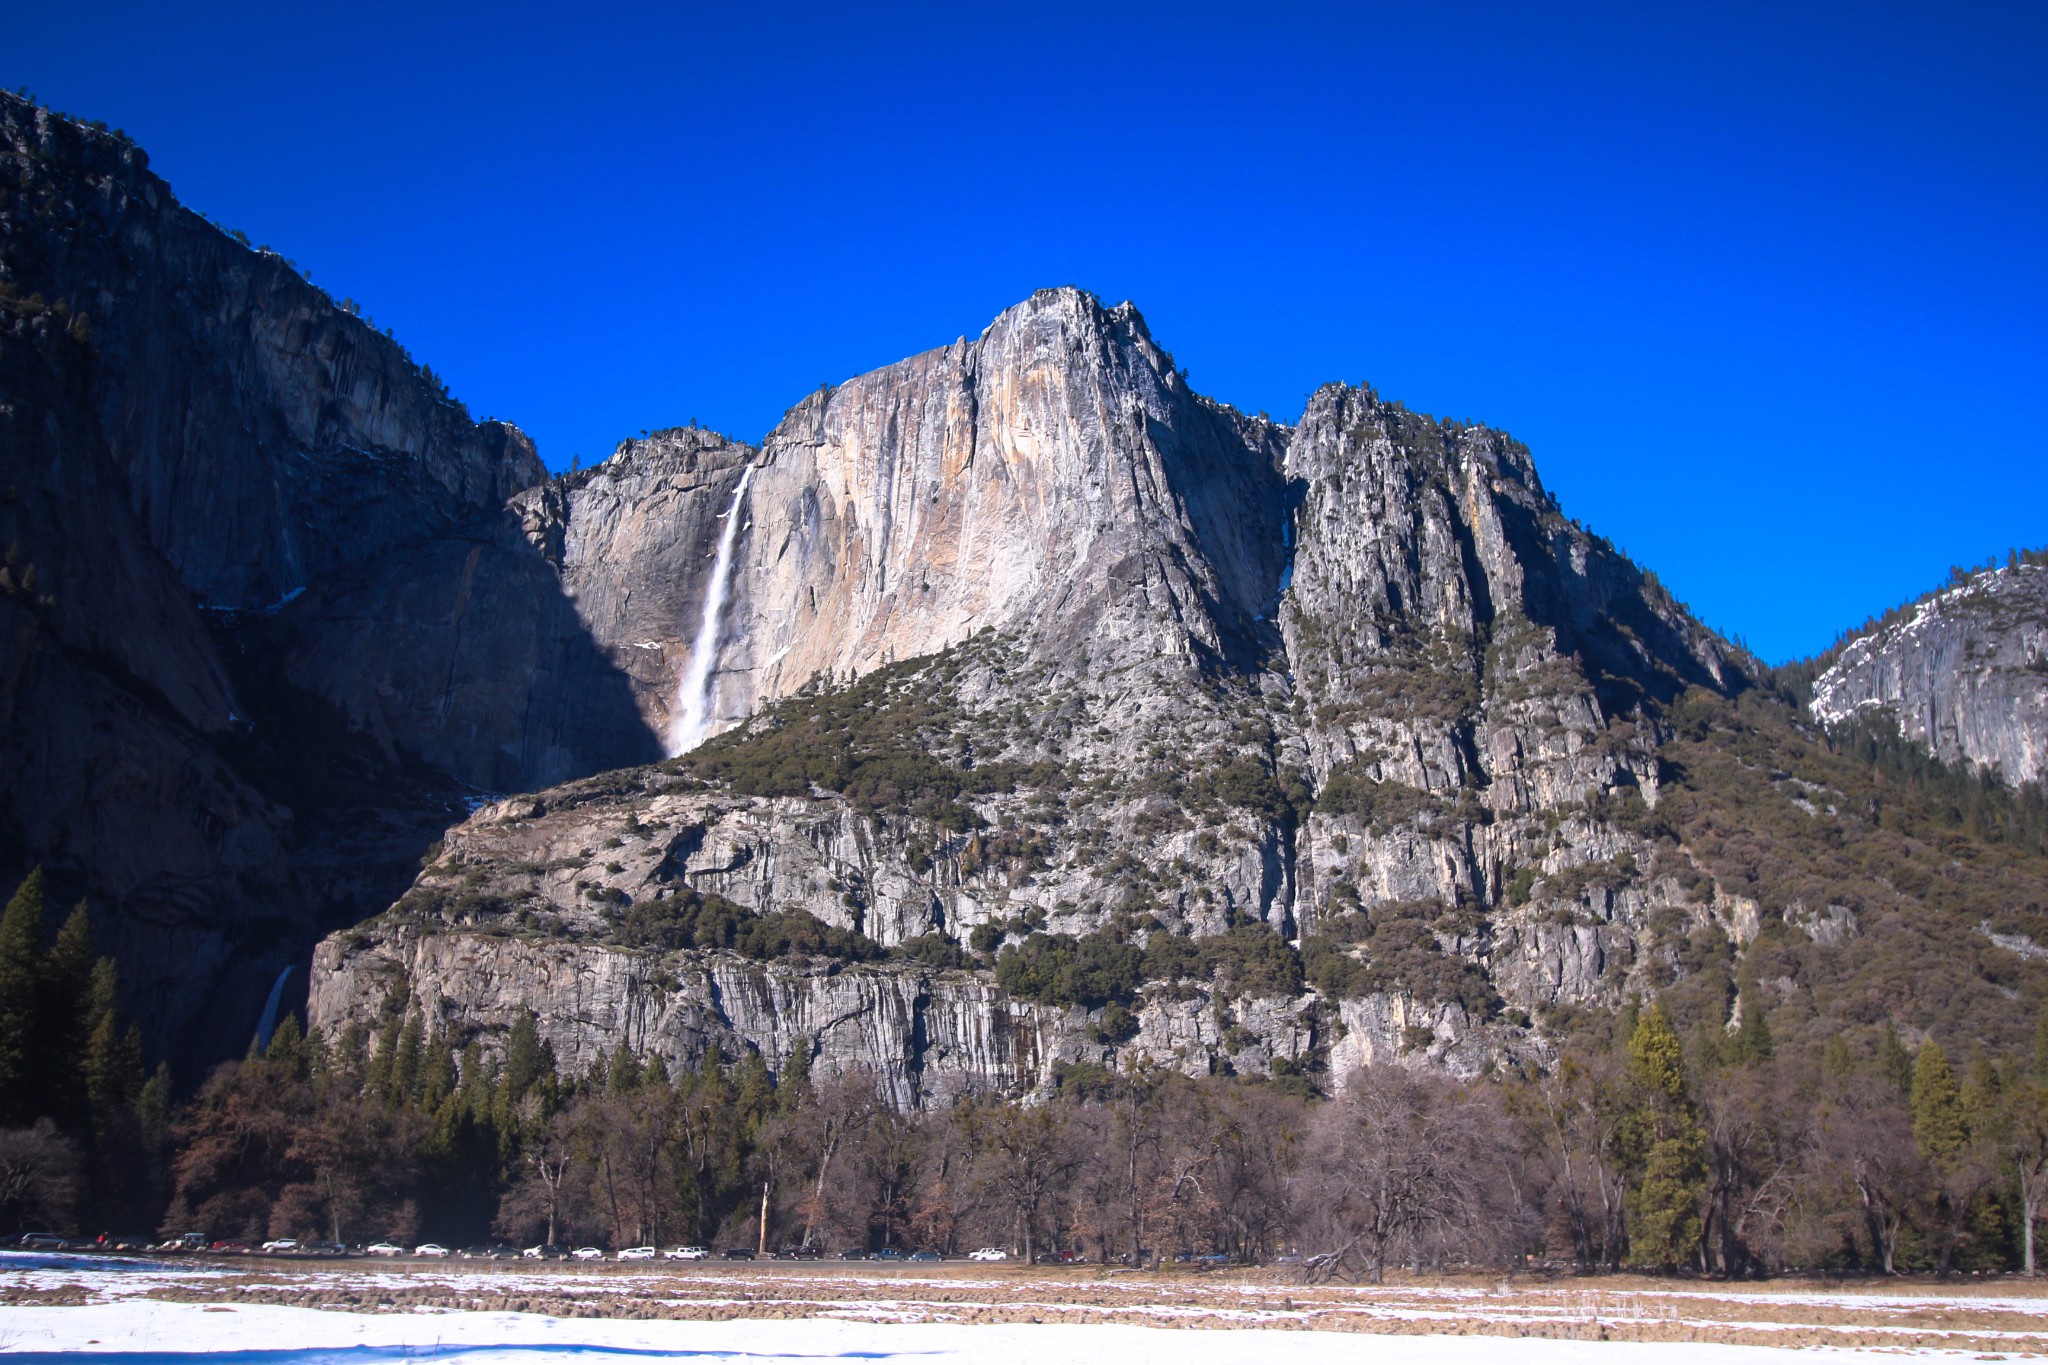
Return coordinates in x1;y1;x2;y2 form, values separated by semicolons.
667;462;757;754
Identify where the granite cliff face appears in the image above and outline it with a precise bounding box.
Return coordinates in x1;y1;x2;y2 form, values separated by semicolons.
1810;562;2048;787
308;308;1774;1101
0;93;569;1064
14;92;2042;1094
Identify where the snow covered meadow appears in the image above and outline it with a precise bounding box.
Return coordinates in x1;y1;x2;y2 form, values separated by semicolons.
5;1251;2048;1362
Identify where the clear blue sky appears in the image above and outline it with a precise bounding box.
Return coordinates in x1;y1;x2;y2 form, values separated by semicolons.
7;1;2043;662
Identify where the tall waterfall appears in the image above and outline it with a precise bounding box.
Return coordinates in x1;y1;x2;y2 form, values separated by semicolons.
668;463;757;754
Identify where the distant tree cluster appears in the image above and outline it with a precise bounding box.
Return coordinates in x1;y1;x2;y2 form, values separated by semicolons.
6;935;2046;1279
0;870;167;1236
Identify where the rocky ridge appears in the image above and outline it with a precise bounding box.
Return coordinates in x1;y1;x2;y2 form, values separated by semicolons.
1810;560;2048;788
308;296;1790;1101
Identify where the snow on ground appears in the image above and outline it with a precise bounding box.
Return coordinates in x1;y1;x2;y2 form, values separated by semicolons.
8;1252;2048;1359
0;1299;1965;1364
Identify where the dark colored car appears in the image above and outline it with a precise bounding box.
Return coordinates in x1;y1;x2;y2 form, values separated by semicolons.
838;1249;870;1260
17;1233;65;1249
722;1247;756;1260
909;1249;943;1262
302;1241;347;1256
870;1247;906;1261
774;1245;822;1260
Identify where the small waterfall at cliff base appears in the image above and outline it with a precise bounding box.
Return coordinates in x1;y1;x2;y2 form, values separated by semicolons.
668;463;757;754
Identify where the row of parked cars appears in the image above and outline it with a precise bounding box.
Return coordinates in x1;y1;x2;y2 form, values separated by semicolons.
518;1244;972;1261
11;1232;1040;1263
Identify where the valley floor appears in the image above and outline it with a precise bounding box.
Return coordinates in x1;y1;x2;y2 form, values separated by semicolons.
4;1254;2048;1360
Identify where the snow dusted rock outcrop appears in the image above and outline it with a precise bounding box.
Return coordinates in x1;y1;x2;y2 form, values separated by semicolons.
1810;562;2048;787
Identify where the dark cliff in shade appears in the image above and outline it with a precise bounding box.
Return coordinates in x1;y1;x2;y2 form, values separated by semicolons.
0;92;661;1068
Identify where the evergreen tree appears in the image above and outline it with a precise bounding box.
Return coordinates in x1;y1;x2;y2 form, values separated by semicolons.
1821;1035;1855;1082
1627;1001;1688;1101
82;959;142;1134
0;868;47;1120
390;1013;424;1104
607;1039;641;1094
1877;1021;1915;1094
501;1013;549;1100
1912;1040;1968;1166
1622;1001;1708;1269
1732;986;1774;1064
778;1038;813;1114
34;905;98;1129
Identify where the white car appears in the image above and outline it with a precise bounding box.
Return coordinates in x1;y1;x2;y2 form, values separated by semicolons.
665;1245;709;1260
260;1238;299;1253
414;1243;451;1257
572;1246;605;1260
616;1246;656;1260
967;1247;1008;1261
366;1242;404;1256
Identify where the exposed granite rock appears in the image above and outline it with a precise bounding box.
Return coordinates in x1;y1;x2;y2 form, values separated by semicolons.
0;93;558;1066
309;345;1755;1095
1810;562;2048;787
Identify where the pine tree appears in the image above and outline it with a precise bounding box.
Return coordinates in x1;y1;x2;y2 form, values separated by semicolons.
364;1012;403;1099
0;868;47;1122
1732;986;1775;1064
390;1013;424;1104
607;1039;641;1094
1821;1035;1855;1082
1912;1040;1968;1166
1623;1001;1708;1269
82;959;141;1134
777;1038;813;1114
1627;1001;1688;1101
1877;1022;1914;1094
501;1012;549;1100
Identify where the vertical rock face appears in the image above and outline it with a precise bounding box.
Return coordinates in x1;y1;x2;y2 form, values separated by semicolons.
0;94;565;1065
713;289;1290;734
1279;385;1736;928
1810;563;2048;787
309;322;1769;1100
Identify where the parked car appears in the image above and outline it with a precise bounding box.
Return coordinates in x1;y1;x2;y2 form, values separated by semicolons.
483;1245;517;1259
617;1246;656;1260
909;1249;943;1261
721;1247;756;1260
366;1242;405;1256
17;1233;65;1249
571;1246;605;1260
172;1232;208;1251
838;1249;870;1260
260;1239;299;1253
870;1247;905;1261
967;1247;1007;1261
1194;1252;1230;1265
211;1239;252;1252
665;1246;709;1260
522;1244;565;1259
774;1245;821;1260
303;1242;347;1256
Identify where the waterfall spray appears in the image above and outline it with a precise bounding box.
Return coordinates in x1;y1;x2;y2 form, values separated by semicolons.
668;463;757;754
